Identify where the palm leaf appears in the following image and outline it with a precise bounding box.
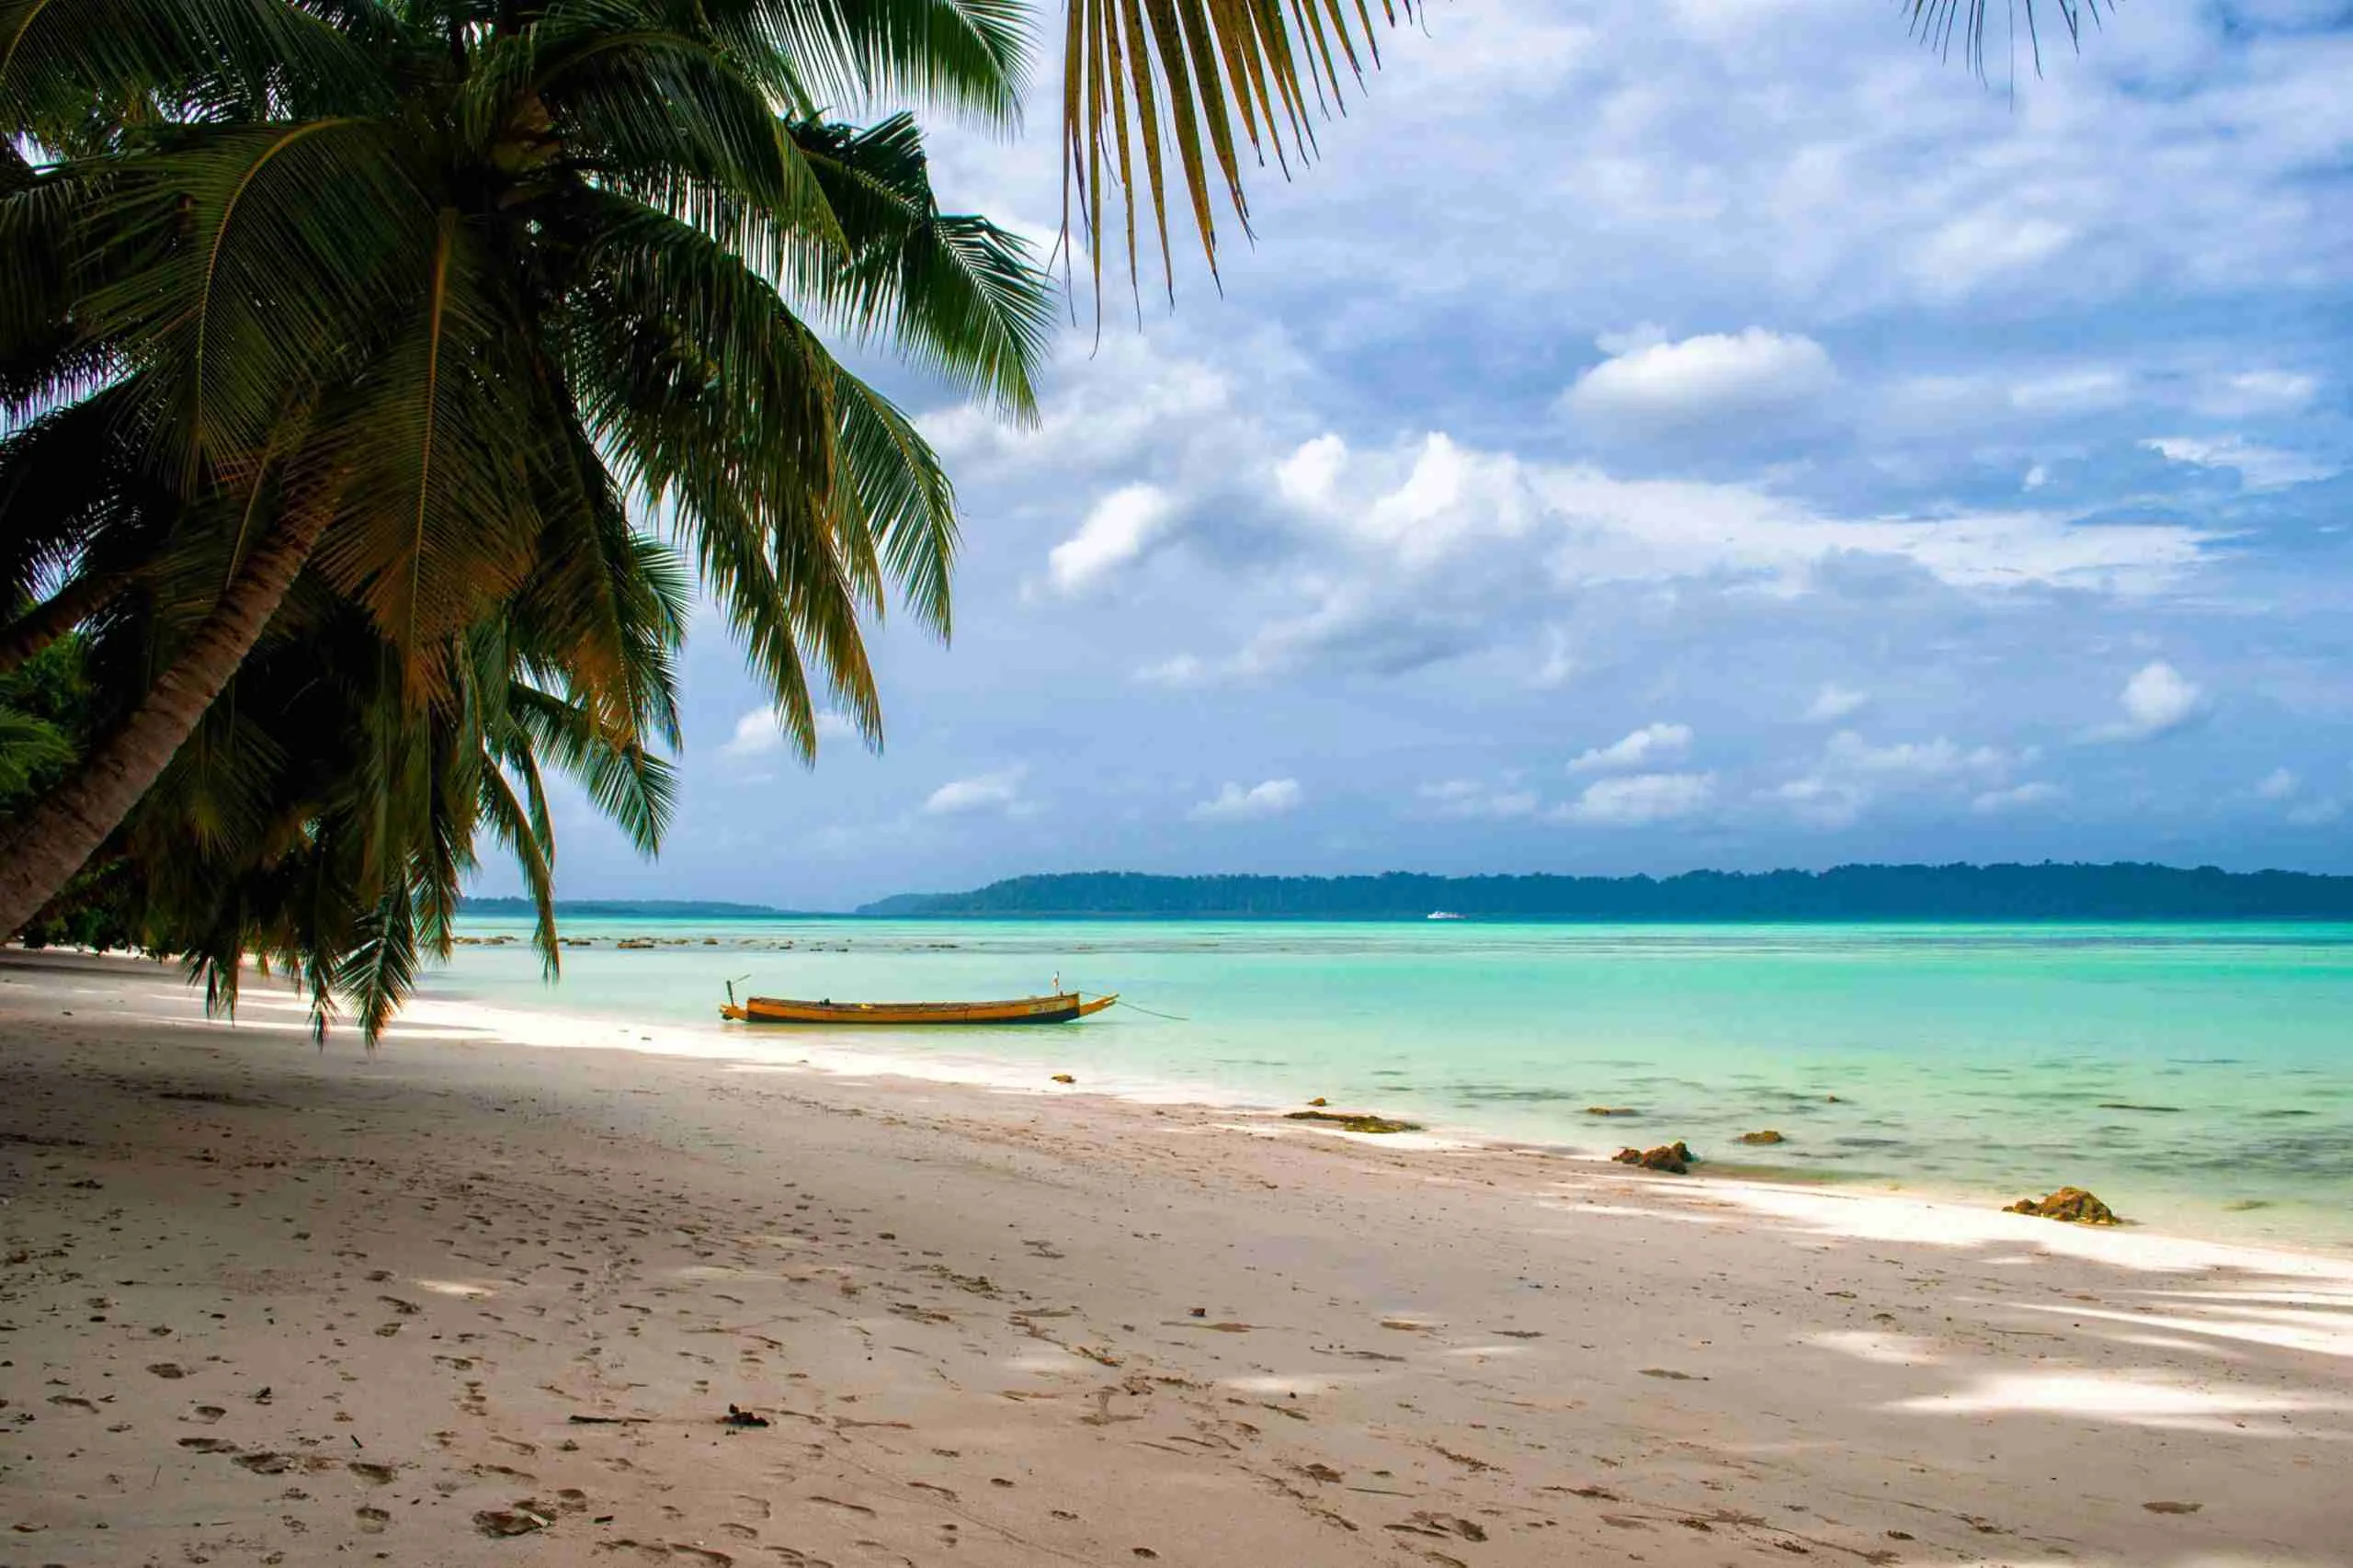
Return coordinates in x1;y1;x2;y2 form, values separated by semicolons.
1906;0;2110;79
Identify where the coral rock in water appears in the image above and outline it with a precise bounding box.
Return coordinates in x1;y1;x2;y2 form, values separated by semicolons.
1613;1142;1695;1175
1736;1130;1786;1145
2004;1187;2121;1225
1585;1106;1640;1117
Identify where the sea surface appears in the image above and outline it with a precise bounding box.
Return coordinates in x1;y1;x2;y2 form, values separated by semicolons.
418;917;2353;1252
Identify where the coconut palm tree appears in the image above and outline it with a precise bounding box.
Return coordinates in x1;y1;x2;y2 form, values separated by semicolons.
0;0;1056;936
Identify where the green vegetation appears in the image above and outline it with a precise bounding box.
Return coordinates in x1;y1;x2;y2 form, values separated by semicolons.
858;864;2353;921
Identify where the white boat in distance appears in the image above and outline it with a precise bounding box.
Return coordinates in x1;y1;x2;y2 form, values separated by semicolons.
1426;911;1466;921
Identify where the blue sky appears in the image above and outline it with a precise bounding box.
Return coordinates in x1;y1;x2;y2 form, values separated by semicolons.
499;0;2353;909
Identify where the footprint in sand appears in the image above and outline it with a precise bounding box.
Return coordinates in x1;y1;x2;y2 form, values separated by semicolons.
347;1461;398;1484
355;1506;391;1534
2144;1501;2203;1515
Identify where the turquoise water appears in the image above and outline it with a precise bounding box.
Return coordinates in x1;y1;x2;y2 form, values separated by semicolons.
418;919;2353;1252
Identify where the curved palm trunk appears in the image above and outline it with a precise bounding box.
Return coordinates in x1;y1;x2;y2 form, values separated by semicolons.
0;511;331;937
0;570;129;677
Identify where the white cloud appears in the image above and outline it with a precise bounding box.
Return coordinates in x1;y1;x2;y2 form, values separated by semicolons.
1907;213;2075;300
2199;370;2318;417
2095;660;2205;742
1416;778;1540;820
1047;483;1176;595
2141;435;2336;491
1772;731;2022;827
1568;722;1693;774
2286;798;2345;828
1563;327;1836;437
1188;778;1303;823
722;706;855;758
1804;684;1869;722
2008;369;2131;414
1554;772;1714;826
2255;767;2301;801
922;767;1027;816
1972;780;2063;815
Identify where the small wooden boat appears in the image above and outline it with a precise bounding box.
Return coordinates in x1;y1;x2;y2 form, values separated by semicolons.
720;990;1118;1026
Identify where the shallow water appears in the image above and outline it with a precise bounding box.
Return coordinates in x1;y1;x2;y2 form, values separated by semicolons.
418;918;2353;1252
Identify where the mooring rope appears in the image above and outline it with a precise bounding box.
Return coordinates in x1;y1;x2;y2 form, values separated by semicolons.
1090;993;1189;1022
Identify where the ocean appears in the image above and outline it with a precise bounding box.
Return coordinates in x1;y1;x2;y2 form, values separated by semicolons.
417;916;2353;1252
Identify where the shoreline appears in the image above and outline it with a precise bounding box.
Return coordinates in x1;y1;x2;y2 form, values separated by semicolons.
40;942;2353;1264
407;971;2347;1266
6;948;2352;1565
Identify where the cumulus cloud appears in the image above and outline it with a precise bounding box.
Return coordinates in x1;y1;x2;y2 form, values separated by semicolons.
2255;767;2301;801
922;767;1027;816
722;707;856;758
1144;429;2223;687
1554;772;1714;826
1047;483;1176;595
1569;722;1693;774
1804;684;1869;722
1563;327;1836;439
2094;661;2205;742
2141;435;2336;490
1189;778;1303;823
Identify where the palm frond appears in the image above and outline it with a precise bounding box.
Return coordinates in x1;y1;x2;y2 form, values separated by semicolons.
1906;0;2110;79
75;117;433;487
790;112;1051;423
827;361;955;641
0;0;392;133
699;0;1029;129
1062;0;1411;294
303;210;551;696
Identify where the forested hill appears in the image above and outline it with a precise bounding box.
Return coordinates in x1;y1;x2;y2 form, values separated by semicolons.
856;865;2353;921
459;898;807;920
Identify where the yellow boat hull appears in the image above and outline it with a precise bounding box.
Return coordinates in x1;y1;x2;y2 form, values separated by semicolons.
721;992;1118;1026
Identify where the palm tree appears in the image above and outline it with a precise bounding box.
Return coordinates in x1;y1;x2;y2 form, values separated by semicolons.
0;0;1056;937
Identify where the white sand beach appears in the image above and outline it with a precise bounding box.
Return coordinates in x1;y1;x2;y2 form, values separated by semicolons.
3;948;2347;1567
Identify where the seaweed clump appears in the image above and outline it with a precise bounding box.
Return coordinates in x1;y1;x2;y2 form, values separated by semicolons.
1285;1109;1423;1135
1613;1142;1696;1175
2004;1187;2122;1225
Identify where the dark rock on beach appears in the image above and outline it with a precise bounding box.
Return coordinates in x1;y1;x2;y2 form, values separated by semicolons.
1613;1142;1696;1175
1285;1109;1423;1135
2004;1187;2122;1225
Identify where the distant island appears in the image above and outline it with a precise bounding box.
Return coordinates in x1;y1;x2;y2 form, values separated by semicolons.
459;898;813;920
856;864;2353;921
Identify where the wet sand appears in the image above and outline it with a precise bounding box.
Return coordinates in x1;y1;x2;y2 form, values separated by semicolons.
2;948;2347;1566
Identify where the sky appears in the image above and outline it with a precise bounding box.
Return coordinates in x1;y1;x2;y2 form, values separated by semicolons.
495;0;2353;910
